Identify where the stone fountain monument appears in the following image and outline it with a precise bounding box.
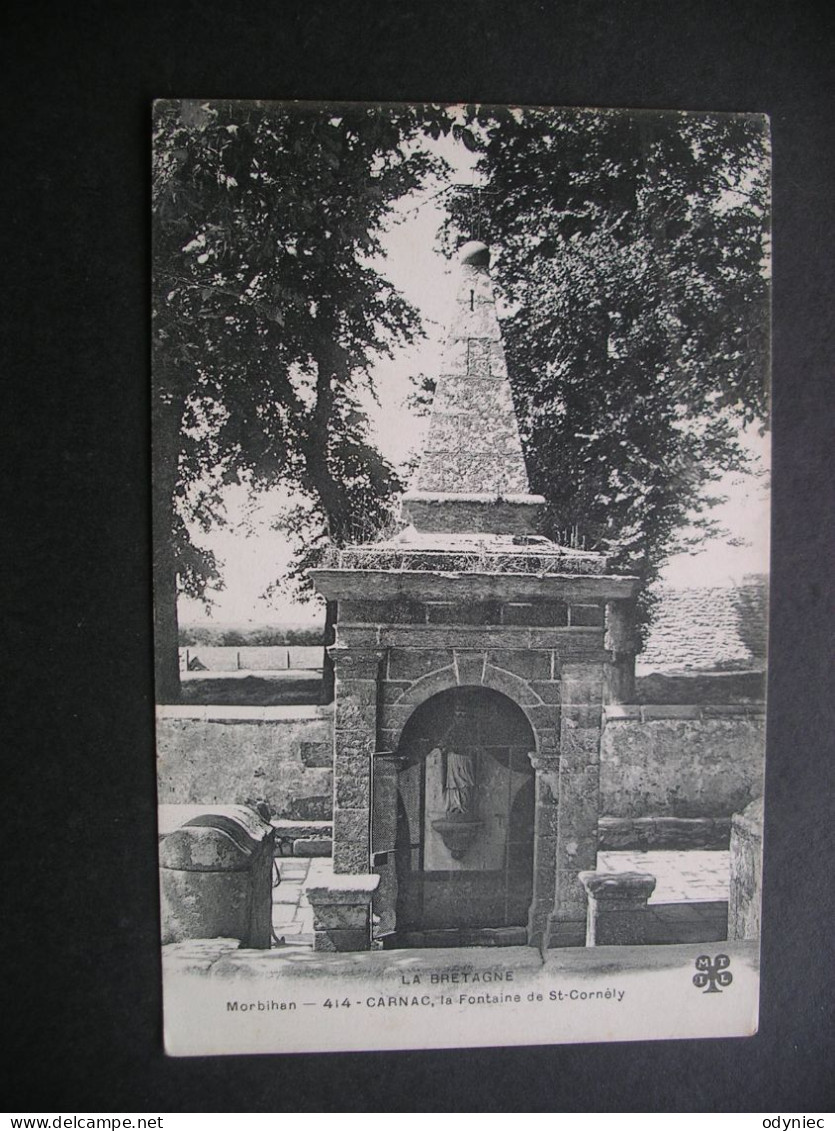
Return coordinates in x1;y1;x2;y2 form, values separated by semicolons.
307;241;639;951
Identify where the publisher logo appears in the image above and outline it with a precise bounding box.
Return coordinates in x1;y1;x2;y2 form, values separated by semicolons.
693;953;733;993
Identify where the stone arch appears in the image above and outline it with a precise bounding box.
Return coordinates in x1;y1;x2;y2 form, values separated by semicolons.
397;683;537;752
387;660;544;760
392;684;540;944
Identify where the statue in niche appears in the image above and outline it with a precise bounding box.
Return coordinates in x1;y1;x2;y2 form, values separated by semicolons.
429;716;482;858
441;747;477;815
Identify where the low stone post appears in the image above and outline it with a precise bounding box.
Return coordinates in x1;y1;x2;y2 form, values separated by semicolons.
548;661;605;947
528;752;561;949
579;871;657;946
306;867;380;952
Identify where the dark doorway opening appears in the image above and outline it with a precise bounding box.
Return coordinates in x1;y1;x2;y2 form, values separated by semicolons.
389;687;535;948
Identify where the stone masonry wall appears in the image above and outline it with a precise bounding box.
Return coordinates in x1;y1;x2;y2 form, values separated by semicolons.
156;705;333;820
333;595;613;946
600;705;765;819
156;699;764;832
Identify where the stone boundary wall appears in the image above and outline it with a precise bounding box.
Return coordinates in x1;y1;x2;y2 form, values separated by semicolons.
598;815;732;850
635;670;765;705
156;705;333;820
600;704;765;820
155;700;765;835
179;645;323;672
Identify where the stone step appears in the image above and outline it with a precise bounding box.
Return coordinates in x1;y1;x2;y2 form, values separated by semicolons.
272;820;333;838
272;820;333;857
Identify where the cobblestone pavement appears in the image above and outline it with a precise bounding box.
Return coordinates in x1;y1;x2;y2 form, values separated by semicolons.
272;850;730;947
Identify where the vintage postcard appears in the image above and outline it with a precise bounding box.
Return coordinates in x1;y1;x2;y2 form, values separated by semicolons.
152;100;770;1055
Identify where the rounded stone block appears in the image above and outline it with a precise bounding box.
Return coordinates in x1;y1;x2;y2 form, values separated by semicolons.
160;825;252;872
160;870;251;945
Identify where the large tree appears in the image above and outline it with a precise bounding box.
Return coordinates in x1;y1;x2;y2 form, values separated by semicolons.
446;107;770;635
152;100;450;700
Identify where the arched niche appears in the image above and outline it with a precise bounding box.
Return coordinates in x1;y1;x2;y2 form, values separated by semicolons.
392;686;537;945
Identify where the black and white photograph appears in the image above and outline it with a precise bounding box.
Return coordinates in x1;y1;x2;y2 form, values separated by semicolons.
152;100;771;1055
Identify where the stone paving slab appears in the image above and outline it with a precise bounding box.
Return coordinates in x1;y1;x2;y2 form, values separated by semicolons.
273;858;314;942
597;849;729;904
276;921;304;936
273;885;305;905
278;861;310;876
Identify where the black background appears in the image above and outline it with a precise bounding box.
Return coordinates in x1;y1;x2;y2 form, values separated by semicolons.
5;0;834;1112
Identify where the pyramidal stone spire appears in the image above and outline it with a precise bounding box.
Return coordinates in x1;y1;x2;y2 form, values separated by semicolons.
402;241;545;536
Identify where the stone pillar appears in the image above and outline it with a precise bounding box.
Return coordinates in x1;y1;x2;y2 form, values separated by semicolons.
549;661;604;946
528;752;560;948
579;871;657;946
728;796;763;941
306;867;380;952
604;599;637;703
330;645;385;875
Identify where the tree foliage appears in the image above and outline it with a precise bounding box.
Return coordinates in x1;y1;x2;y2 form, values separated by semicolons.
152;99;451;697
179;624;323;647
152;101;771;695
445;107;770;633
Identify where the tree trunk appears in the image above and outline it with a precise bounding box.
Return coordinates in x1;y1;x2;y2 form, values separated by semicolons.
153;529;181;703
321;599;337;705
305;330;348;707
152;389;184;703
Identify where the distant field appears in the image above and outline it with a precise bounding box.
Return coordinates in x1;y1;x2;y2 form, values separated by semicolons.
179;645;323;673
180;673;324;706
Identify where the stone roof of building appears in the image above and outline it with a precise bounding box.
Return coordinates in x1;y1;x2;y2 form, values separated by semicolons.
638;577;768;673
